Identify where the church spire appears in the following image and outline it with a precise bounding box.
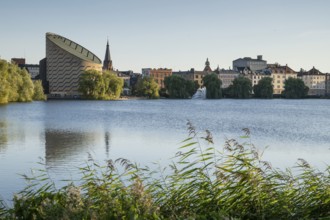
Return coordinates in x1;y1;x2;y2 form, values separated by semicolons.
103;39;113;71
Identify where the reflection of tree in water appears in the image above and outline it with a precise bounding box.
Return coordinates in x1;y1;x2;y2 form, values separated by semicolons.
45;130;96;168
0;121;8;152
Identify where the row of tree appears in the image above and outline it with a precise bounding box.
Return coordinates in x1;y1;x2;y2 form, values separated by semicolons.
0;60;46;104
159;73;309;99
78;70;124;100
79;70;309;100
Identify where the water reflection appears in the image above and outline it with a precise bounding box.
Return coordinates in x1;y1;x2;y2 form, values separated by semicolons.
0;121;8;152
0;100;329;204
105;131;111;158
44;129;111;172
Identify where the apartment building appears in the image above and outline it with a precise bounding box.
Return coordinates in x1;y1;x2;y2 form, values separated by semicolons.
267;64;297;94
298;67;326;96
142;68;172;89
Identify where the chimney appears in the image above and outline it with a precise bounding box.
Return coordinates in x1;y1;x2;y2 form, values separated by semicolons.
257;55;262;60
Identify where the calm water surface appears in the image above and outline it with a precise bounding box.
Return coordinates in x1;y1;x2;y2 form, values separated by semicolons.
0;99;329;203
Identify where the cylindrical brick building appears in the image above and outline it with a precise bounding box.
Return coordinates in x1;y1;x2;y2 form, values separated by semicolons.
46;32;102;96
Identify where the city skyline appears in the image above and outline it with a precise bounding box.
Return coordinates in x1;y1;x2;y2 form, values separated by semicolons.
1;0;330;73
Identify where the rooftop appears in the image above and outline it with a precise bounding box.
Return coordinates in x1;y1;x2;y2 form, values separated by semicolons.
233;55;266;62
46;32;102;64
267;64;296;74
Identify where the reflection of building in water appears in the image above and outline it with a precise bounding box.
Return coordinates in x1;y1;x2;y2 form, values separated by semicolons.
45;129;111;168
45;130;96;167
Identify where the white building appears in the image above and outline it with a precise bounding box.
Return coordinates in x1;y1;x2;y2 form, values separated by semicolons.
298;67;326;96
216;68;240;88
247;69;272;88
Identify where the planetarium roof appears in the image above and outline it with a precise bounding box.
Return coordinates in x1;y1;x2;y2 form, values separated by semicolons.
46;32;102;64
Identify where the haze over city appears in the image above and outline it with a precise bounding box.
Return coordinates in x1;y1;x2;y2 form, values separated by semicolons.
1;0;330;73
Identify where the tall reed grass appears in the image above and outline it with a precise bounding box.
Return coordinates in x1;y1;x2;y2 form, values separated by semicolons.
0;122;329;219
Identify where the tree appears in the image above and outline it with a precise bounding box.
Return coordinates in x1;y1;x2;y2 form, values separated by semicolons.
7;70;21;102
103;71;124;100
187;80;198;97
17;69;34;102
0;75;9;104
0;60;38;103
136;76;159;99
78;69;105;99
164;75;196;99
33;80;47;101
202;73;222;99
283;78;309;99
229;76;252;98
0;60;9;104
253;77;273;99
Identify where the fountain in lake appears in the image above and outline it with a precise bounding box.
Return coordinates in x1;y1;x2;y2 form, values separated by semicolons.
192;87;206;99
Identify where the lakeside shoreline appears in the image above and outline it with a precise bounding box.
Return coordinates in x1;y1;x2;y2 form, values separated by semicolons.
45;95;330;101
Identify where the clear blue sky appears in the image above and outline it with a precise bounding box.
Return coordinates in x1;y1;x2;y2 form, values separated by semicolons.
1;0;330;73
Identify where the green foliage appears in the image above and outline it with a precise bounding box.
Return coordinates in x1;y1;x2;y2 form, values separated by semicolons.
202;73;222;99
1;125;330;219
228;76;252;98
33;80;47;101
78;69;123;100
103;71;124;100
283;77;309;99
164;75;196;98
253;77;273;99
0;60;46;104
78;69;105;99
136;76;159;99
17;69;34;102
0;73;9;104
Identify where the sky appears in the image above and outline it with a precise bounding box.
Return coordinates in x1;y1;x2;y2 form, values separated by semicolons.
1;0;330;73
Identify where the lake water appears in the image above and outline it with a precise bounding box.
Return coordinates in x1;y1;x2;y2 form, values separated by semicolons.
0;99;329;204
